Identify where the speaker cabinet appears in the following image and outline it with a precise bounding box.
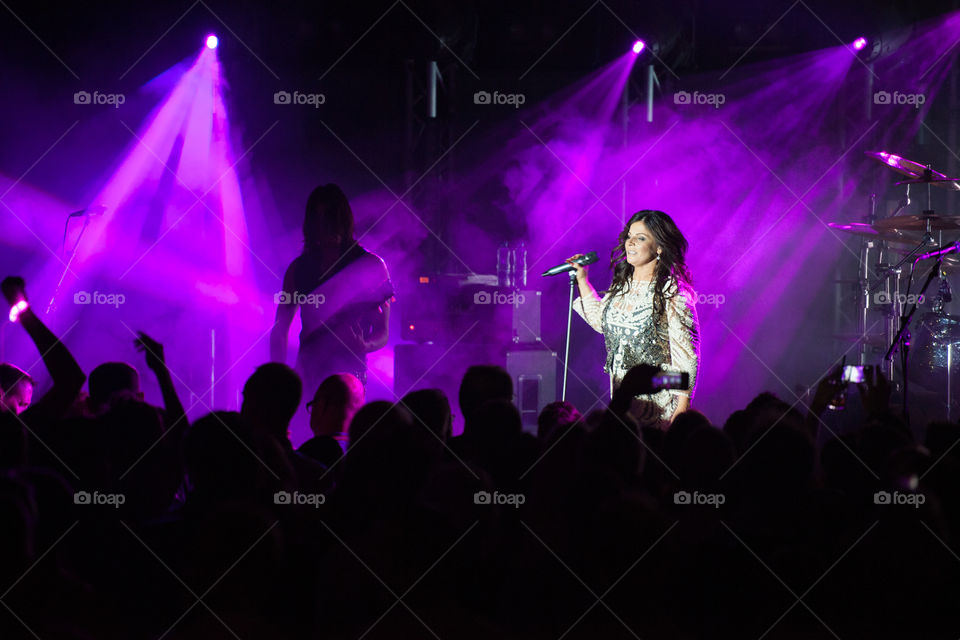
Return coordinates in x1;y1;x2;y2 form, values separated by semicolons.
506;349;558;434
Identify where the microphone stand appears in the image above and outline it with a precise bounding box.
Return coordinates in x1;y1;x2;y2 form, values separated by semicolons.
546;253;596;400
47;212;94;314
884;256;941;427
562;271;576;400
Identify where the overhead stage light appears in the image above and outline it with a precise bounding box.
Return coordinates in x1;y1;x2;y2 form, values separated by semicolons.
206;34;219;50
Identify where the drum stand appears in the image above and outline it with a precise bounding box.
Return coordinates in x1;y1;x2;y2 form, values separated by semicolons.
856;195;877;368
869;215;938;379
949;343;953;422
926;269;955;421
841;153;960;423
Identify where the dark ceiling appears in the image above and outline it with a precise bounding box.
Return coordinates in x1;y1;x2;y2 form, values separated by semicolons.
2;0;955;83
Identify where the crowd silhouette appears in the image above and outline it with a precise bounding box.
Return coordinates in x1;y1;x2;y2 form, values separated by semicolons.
1;275;959;639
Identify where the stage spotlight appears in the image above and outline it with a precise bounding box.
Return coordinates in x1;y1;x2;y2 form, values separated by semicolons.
205;34;218;49
632;40;645;54
852;37;867;51
857;29;910;62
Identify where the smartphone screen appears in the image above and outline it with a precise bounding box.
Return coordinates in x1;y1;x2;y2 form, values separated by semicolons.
842;365;864;384
651;372;690;390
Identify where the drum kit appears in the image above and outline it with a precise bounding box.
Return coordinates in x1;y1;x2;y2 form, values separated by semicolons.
829;151;960;420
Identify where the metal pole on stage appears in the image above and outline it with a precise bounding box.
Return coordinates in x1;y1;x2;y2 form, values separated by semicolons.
858;194;877;366
646;64;655;123
428;60;438;119
948;343;953;423
210;328;215;408
622;65;629;223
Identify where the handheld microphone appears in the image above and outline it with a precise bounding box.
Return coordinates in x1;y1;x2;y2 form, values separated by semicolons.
67;205;107;218
542;251;598;277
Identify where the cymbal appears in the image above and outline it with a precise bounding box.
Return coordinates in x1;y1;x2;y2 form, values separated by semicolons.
827;222;882;237
919;254;960;271
827;221;927;245
875;214;960;231
897;178;960;189
866;151;960;191
866;151;937;178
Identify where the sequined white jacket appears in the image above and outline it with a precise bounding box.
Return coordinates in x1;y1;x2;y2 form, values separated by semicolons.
574;278;700;415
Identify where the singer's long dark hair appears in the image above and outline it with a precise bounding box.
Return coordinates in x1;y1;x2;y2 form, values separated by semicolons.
302;184;355;254
608;210;691;323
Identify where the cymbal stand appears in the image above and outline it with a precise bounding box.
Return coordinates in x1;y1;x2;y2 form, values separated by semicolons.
865;184;935;383
857;195;877;365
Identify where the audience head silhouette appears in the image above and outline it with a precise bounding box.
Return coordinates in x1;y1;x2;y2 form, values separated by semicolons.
241;363;303;443
88;362;142;413
401;388;452;441
0;363;35;415
309;373;364;437
458;365;513;432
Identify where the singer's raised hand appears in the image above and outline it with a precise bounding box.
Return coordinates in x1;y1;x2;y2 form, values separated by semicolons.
856;365;891;418
1;276;27;307
134;331;166;374
565;254;588;282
